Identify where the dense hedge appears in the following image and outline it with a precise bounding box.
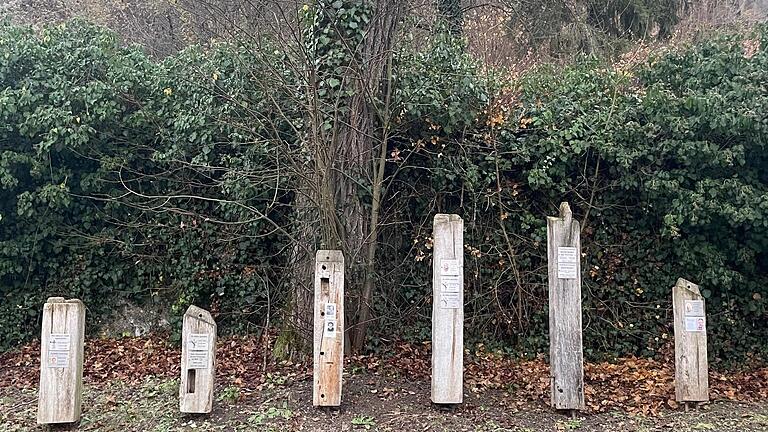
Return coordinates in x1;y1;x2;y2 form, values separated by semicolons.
0;21;289;346
383;28;768;363
1;20;766;364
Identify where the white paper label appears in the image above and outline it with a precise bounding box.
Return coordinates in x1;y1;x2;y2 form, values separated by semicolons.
188;352;210;369
187;333;210;369
47;351;69;368
324;319;337;338
47;334;71;369
684;300;705;317
48;334;71;351
439;259;461;276
188;333;210;352
325;303;337;318
441;274;461;293
557;247;579;279
557;262;579;279
439;292;461;309
685;316;706;333
557;247;579;263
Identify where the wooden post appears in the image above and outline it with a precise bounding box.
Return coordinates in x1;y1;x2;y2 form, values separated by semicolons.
37;297;85;425
431;214;464;404
313;250;344;407
673;278;709;404
547;202;585;411
179;305;217;414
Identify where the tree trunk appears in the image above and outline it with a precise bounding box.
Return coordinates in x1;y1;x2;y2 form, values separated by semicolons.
274;191;317;361
278;0;402;358
349;0;401;352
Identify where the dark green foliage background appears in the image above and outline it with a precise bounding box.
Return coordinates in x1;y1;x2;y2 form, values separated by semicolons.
0;19;766;365
0;22;289;346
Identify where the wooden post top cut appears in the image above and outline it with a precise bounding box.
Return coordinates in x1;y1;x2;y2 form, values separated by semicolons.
45;297;84;305
675;278;701;296
547;202;573;225
316;250;344;262
434;213;463;224
559;202;572;224
184;305;217;328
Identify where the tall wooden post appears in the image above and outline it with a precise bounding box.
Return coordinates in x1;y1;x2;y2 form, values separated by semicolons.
547;202;585;412
673;278;709;404
431;214;463;404
313;250;344;407
38;297;86;425
179;305;217;414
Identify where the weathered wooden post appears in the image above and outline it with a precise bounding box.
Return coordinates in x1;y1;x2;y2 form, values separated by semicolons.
313;250;344;407
673;278;709;408
179;305;217;414
547;202;585;413
431;214;464;404
37;297;86;425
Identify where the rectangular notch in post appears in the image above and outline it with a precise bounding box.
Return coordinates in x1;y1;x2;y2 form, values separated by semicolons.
320;261;331;317
187;369;196;393
321;273;330;296
320;276;330;362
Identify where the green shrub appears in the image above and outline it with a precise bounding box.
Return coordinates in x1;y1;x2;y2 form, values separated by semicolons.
1;19;765;365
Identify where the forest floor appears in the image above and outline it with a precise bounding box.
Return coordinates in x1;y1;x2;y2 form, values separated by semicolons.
1;335;767;431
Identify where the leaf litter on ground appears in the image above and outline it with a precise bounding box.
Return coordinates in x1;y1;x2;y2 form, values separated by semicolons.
1;335;766;416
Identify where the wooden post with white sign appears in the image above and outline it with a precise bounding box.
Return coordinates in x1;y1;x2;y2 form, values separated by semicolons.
547;202;585;412
37;297;86;425
673;278;709;407
179;305;217;414
313;250;344;407
431;214;464;404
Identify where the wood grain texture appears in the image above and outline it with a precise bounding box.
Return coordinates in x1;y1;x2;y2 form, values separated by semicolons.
179;305;217;414
37;297;85;424
547;202;585;411
431;214;464;404
673;278;709;402
313;250;344;407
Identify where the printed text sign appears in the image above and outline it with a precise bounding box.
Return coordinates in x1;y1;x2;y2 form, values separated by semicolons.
557;247;579;279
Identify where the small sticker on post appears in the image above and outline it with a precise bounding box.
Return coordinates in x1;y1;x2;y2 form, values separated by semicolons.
685;316;706;332
441;274;461;293
324;319;337;338
188;352;210;369
325;303;337;318
557;247;579;279
440;292;461;309
47;351;69;368
439;259;461;276
684;300;704;317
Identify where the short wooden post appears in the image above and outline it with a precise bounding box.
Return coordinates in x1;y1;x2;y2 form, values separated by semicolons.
431;214;464;404
179;305;217;414
313;250;344;407
37;297;86;425
673;278;709;404
547;202;585;411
